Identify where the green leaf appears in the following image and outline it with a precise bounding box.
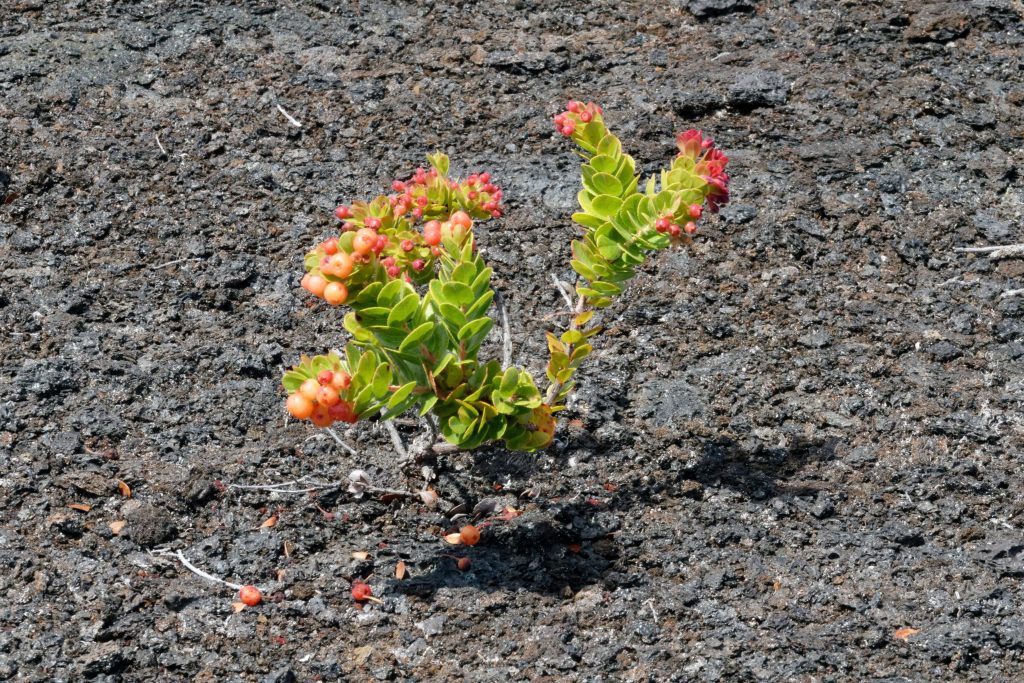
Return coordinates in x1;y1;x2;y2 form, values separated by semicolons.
371;364;392;397
376;279;405;306
465;290;494;318
438;303;467;329
282;369;307;392
451;262;477;285
587;172;623;197
596;134;622;157
398;321;434;352
572;212;605;230
387;293;420;325
591;194;623;218
427;152;450;176
442;282;475;307
561;329;584;345
458;317;493;342
418;395;438;416
589;154;619;174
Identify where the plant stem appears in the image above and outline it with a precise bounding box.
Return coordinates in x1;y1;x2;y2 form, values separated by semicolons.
544;293;587;405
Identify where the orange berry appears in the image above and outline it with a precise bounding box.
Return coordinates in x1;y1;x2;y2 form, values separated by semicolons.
323;237;339;255
286;393;314;420
239;585;262;606
352;228;377;255
423;220;442;246
317;385;340;407
323;282;348;305
299;379;320;401
450;210;472;229
459;524;481;546
304;274;327;298
457;557;471;571
324;251;353;278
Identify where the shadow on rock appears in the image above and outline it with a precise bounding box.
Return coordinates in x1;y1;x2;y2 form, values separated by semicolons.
689;435;841;499
394;506;618;599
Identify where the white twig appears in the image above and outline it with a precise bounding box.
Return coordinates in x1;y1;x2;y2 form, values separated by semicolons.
494;289;513;369
323;428;357;455
150;549;248;591
153;257;200;269
955;243;1024;258
645;599;660;625
551;274;574;310
276;103;303;128
1002;288;1024;298
382;413;409;460
155;133;167;156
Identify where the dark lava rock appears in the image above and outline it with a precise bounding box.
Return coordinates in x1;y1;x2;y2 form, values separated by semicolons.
905;4;971;43
682;0;755;19
927;340;962;362
727;70;790;110
125;504;177;546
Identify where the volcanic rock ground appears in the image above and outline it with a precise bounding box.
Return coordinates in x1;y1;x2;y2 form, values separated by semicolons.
2;1;1024;681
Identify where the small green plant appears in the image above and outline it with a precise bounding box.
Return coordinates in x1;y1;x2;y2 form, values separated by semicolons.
282;102;729;452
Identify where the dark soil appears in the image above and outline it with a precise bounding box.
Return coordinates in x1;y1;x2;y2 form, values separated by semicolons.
2;1;1024;681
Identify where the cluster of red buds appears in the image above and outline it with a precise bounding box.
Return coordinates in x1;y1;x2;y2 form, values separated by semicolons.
301;166;504;305
676;129;730;213
654;203;704;238
553;100;603;136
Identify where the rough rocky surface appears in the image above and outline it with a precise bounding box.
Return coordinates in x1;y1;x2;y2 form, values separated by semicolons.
2;0;1024;680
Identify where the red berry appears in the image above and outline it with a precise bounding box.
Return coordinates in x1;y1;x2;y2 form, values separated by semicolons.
286;393;314;420
580;111;592;123
457;557;471;571
430;246;441;257
562;125;575;136
386;266;400;278
479;172;490;184
668;224;681;237
310;404;333;427
415;195;428;207
303;273;327;298
373;235;388;253
317;370;334;385
330;371;351;390
450;210;472;229
688;204;703;219
567;101;579;112
401;239;414;252
392;180;406;192
328;400;357;423
239;585;262;606
381;256;395;267
334;206;351;220
365;216;381;230
351;581;372;602
490;209;502;218
342;221;355;232
468;190;478;200
317;385;341;407
684;221;698;235
655;217;670;232
323;237;338;255
411;259;425;271
467;174;478;185
412;207;423;219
